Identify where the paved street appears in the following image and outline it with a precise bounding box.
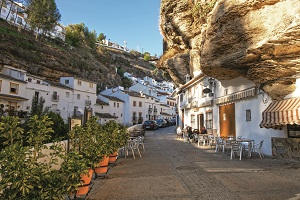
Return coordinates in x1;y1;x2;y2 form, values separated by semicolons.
89;126;300;200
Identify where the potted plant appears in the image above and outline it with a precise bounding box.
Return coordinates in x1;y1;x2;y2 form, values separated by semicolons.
102;121;129;164
0;115;78;199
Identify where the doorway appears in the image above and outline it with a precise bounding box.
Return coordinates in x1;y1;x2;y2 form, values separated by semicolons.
219;103;236;137
198;114;204;129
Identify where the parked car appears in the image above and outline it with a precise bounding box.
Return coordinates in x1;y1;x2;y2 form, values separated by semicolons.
127;124;146;137
156;119;167;128
165;119;172;126
170;118;176;125
142;120;159;130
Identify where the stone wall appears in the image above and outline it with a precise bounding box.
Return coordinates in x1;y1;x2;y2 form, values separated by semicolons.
272;137;300;161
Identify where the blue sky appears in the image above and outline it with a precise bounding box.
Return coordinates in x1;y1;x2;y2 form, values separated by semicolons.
55;0;163;57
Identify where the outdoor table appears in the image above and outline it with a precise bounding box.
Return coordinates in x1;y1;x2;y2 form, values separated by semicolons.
236;139;254;158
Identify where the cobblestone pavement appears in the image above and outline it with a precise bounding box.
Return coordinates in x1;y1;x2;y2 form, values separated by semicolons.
88;126;300;200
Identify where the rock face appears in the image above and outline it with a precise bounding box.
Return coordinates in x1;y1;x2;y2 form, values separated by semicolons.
0;20;162;91
159;0;300;100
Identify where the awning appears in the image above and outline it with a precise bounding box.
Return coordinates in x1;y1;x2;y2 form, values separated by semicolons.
260;98;300;129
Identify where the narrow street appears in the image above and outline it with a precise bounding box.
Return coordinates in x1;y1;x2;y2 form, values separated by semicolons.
89;126;300;200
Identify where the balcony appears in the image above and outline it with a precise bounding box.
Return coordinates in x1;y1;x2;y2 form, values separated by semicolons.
85;100;91;107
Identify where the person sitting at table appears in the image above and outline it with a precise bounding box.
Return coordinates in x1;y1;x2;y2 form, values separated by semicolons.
200;127;207;134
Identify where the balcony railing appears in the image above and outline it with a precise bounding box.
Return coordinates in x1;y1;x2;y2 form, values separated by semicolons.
85;100;91;107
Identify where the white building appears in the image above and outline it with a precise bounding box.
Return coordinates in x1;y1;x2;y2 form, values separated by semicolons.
96;94;125;124
94;99;119;125
0;0;65;41
0;72;28;116
59;77;97;119
175;71;300;157
0;1;28;29
129;83;157;98
1;66;97;122
144;76;157;86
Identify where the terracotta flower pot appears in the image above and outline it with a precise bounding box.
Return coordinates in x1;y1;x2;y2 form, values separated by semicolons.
109;151;118;164
94;156;109;178
80;168;94;185
76;185;90;196
69;168;94;199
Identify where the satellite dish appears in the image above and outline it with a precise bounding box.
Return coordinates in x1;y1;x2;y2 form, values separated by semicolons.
203;88;212;94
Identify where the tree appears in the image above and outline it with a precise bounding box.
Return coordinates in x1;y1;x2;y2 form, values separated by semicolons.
117;67;125;77
143;52;151;61
26;0;61;39
86;29;97;49
65;23;85;47
47;111;68;142
30;96;49;117
121;76;133;88
66;23;97;49
97;33;106;43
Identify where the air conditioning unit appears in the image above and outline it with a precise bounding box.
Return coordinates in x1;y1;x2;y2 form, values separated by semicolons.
208;93;214;97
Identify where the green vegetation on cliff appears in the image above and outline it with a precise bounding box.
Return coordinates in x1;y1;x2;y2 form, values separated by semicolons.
0;19;165;92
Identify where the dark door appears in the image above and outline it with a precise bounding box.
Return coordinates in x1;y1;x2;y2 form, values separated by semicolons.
198;114;204;129
219;103;236;137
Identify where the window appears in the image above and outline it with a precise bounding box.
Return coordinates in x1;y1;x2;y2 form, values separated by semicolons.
28;78;32;82
101;106;103;109
34;91;39;101
52;91;59;101
66;92;70;98
77;94;80;100
133;101;137;107
132;112;137;121
246;109;251;121
224;88;228;96
117;103;119;108
10;83;19;94
17;17;22;24
288;124;300;138
0;80;2;92
139;102;142;107
36;80;41;84
206;112;213;129
77;80;82;85
191;115;195;123
65;79;69;84
114;102;116;107
89;83;93;88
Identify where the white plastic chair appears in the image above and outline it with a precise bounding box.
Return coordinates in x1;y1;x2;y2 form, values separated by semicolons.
137;136;145;151
215;137;223;152
126;139;142;159
208;135;216;149
230;142;243;160
198;135;206;146
253;140;264;159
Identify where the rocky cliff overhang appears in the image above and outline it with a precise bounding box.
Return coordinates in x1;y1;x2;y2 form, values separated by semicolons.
159;0;300;100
